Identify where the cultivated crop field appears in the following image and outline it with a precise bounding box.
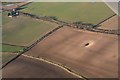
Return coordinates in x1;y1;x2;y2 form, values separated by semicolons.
21;2;114;24
25;26;118;78
2;55;76;78
99;15;119;30
2;12;58;46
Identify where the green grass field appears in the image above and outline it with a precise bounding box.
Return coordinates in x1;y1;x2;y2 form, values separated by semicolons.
0;44;23;52
21;2;114;24
2;11;12;25
3;12;58;46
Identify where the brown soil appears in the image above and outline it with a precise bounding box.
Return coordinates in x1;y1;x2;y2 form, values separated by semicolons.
25;26;118;78
99;15;118;30
2;55;76;78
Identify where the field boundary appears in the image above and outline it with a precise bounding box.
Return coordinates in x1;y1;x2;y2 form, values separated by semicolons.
1;25;88;79
2;9;119;35
2;52;18;66
19;11;119;35
1;25;64;69
95;13;117;26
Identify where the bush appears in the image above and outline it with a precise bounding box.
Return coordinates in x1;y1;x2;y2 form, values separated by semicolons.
49;16;58;20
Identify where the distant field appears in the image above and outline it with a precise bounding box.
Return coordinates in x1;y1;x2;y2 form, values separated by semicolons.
2;12;58;46
21;2;114;24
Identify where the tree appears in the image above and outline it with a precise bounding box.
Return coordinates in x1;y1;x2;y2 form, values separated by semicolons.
49;16;58;20
73;21;83;25
82;23;95;28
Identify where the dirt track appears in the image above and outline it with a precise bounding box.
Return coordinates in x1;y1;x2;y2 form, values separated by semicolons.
99;15;118;30
24;26;118;78
2;55;76;78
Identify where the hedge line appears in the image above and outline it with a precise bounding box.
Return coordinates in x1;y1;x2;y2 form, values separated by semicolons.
19;11;119;35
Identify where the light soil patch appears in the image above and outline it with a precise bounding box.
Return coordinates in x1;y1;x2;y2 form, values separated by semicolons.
2;55;77;78
25;27;118;78
99;15;118;30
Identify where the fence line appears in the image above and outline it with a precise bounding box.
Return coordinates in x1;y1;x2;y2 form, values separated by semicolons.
2;25;64;69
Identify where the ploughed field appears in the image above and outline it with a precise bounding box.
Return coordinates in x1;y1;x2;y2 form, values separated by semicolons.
21;2;115;24
24;26;118;78
99;15;119;30
2;55;77;78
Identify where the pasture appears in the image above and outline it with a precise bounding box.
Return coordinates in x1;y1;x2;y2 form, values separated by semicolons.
21;2;115;24
2;12;58;46
1;44;23;52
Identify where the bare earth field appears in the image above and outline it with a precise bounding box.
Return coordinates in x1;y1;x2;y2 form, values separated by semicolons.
99;15;118;30
2;55;76;78
25;27;118;78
